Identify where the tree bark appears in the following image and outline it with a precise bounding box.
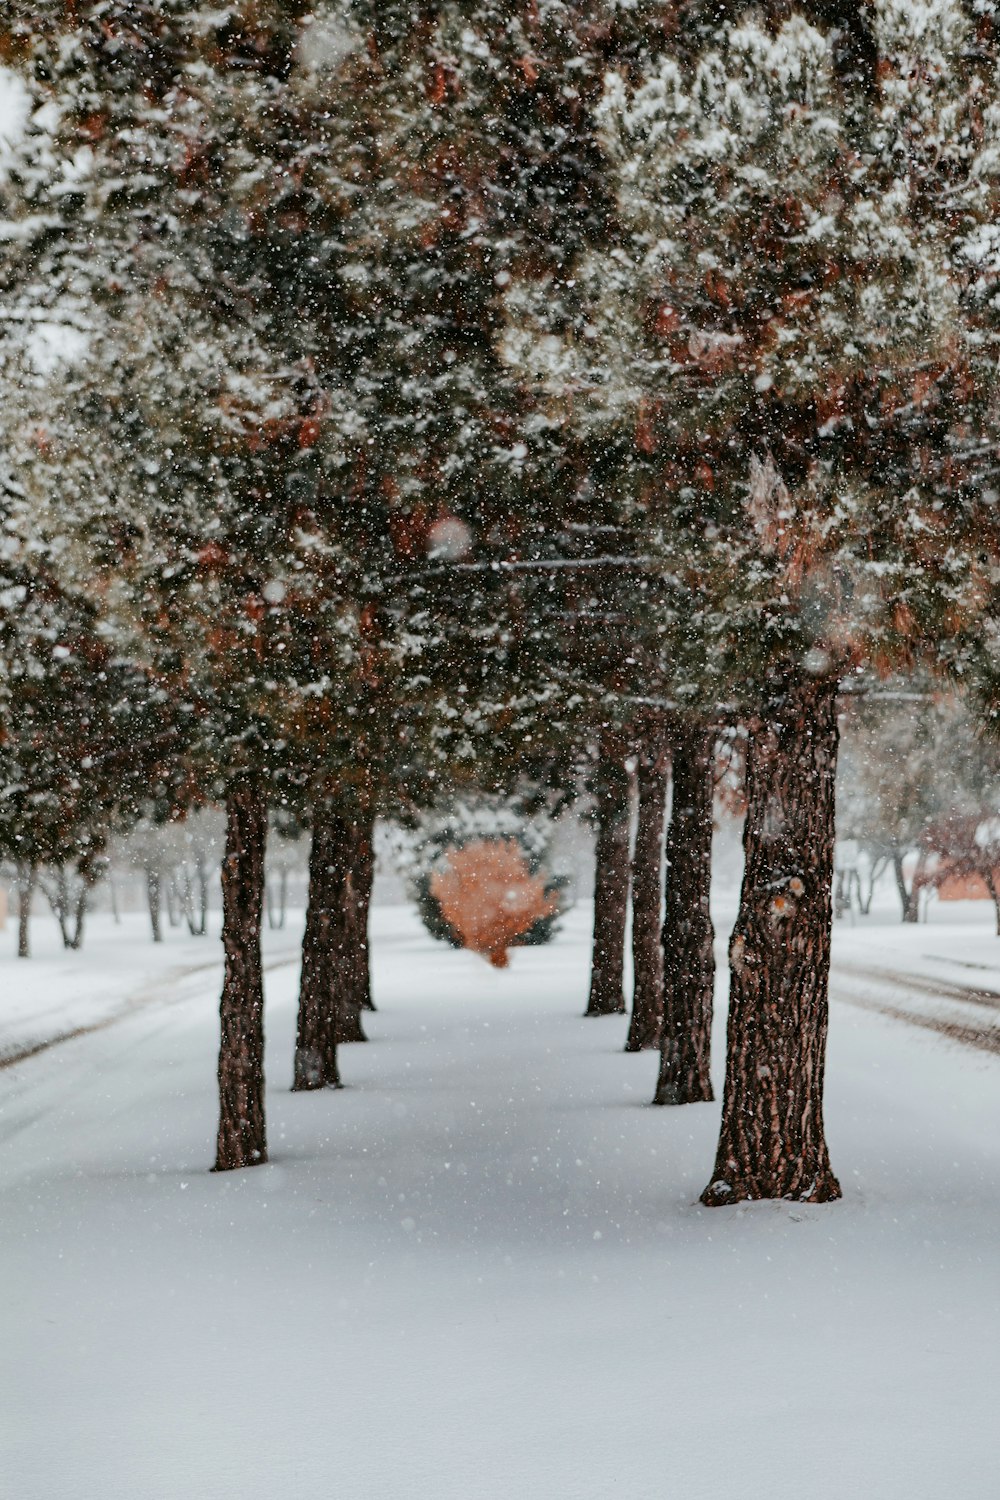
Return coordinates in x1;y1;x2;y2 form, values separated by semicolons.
655;721;716;1104
266;865;288;930
68;881;87;951
165;874;182;928
17;863;36;959
988;869;1000;937
195;854;209;935
892;852;916;922
293;803;345;1090
214;781;268;1171
335;803;371;1044
147;866;163;943
702;676;842;1205
626;743;668;1051
586;743;632;1017
354;805;376;1013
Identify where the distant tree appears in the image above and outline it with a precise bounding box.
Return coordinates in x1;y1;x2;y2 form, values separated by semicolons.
836;692;994;922
921;812;1000;935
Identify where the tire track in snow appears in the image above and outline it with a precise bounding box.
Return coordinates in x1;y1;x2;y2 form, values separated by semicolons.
0;948;301;1070
831;961;1000;1056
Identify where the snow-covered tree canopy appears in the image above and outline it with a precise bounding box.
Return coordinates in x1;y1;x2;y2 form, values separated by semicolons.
504;2;1000;706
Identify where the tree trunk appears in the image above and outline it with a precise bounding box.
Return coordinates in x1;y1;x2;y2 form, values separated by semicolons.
195;854;209;935
17;864;36;959
293;804;345;1091
354;805;376;1013
266;867;287;931
893;851;921;922
165;874;182;928
147;866;163;943
214;782;268;1172
626;745;668;1051
586;744;632;1017
68;882;87;951
335;874;369;1043
702;675;842;1206
988;869;1000;937
328;795;375;1042
655;722;716;1105
859;856;886;916
45;865;73;948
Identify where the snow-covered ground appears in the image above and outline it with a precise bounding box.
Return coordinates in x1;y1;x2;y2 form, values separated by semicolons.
2;899;998;1499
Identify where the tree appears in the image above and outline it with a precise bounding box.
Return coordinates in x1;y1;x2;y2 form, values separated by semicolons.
837;691;994;921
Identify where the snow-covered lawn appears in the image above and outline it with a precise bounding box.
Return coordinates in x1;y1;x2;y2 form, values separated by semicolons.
1;903;998;1499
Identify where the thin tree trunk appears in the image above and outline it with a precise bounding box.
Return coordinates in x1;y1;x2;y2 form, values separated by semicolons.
655;721;716;1104
47;866;72;948
180;864;196;933
17;863;36;959
893;851;921;922
165;874;182;928
703;675;842;1206
69;877;89;951
196;854;209;935
859;856;886;916
214;781;268;1171
988;869;1000;937
626;744;668;1051
109;871;121;925
265;870;282;931
293;804;345;1090
147;866;163;943
586;744;631;1017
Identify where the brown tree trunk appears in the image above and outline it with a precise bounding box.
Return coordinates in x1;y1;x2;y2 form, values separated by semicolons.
293;803;344;1090
626;743;668;1051
586;743;632;1017
17;864;36;959
988;869;1000;937
354;805;376;1012
893;851;921;922
147;866;163;943
335;819;370;1043
703;676;842;1206
214;781;268;1172
655;721;716;1104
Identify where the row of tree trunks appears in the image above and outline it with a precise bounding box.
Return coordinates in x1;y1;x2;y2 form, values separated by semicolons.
703;675;841;1205
655;723;716;1105
293;794;376;1080
215;785;377;1168
592;684;841;1207
585;740;632;1017
626;744;668;1052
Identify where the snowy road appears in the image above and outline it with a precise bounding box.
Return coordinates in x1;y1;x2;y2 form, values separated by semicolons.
2;905;998;1500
